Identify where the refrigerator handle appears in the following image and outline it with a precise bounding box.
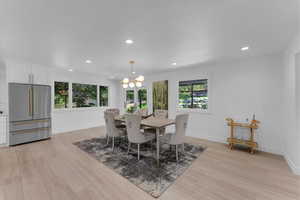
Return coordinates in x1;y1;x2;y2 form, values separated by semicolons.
28;87;33;116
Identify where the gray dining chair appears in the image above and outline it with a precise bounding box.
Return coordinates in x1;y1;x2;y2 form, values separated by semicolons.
160;114;189;162
105;108;120;115
135;108;148;117
150;109;168;135
125;114;155;160
105;108;125;128
154;109;168;118
104;111;126;151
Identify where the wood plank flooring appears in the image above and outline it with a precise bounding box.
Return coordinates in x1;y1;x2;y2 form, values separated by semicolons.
0;127;299;200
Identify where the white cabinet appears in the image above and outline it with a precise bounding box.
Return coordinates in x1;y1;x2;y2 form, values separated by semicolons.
0;115;7;145
6;61;51;85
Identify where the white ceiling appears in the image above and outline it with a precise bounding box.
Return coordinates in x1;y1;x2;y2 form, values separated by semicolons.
0;0;298;78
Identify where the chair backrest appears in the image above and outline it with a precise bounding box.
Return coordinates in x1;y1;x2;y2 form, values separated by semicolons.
154;109;168;119
105;108;120;116
125;114;145;143
104;111;119;137
135;108;148;117
173;114;189;144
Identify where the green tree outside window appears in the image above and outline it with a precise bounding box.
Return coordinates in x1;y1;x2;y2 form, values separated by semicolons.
138;89;147;109
72;83;97;108
55;82;69;109
99;86;109;107
126;90;135;111
178;79;208;109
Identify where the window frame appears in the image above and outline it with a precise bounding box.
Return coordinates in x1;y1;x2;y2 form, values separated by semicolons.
137;87;148;109
99;85;109;107
53;81;110;111
72;83;98;108
54;81;70;109
125;89;135;109
176;76;211;114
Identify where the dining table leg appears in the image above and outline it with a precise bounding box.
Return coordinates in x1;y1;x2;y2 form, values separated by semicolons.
156;128;160;167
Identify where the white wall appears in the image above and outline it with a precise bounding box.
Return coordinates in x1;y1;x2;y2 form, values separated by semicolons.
123;54;284;155
0;60;7;114
283;33;300;174
281;0;300;175
4;59;119;135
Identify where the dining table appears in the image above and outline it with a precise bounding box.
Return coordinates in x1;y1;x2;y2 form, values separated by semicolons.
115;115;175;166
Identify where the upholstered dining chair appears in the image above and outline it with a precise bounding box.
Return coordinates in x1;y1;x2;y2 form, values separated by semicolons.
135;108;148;117
125;114;156;160
160;114;189;162
105;108;125;128
105;108;120;115
152;109;168;134
104;111;126;151
154;109;168;118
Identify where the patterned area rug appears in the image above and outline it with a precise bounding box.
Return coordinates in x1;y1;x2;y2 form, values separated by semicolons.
74;137;206;198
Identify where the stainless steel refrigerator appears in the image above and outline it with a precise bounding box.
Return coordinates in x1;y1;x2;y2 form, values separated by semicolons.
9;83;51;145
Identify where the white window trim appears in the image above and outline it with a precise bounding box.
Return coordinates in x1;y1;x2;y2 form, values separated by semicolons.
53;81;111;111
71;82;98;108
124;88;135;108
175;75;211;114
137;87;148;109
99;85;110;108
52;81;71;111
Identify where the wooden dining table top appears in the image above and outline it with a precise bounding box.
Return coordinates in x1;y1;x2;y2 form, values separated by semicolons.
115;115;175;129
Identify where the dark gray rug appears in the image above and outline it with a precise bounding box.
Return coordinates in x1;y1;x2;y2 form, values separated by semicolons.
74;137;206;198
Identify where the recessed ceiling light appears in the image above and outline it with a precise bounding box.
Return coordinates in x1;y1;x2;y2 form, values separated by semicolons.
68;69;73;72
172;62;177;66
125;39;133;44
85;59;92;64
241;46;249;51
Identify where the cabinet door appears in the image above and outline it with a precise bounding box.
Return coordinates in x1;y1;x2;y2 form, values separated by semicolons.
33;85;51;120
9;83;33;122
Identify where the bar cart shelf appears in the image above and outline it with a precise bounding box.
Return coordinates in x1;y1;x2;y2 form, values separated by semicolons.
226;118;260;154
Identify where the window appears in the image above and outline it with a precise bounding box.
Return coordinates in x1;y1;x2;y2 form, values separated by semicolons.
99;86;109;107
138;88;147;109
72;83;97;108
54;82;69;109
126;90;135;109
178;79;208;109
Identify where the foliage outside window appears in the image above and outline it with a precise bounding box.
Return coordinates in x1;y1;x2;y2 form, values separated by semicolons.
178;79;208;109
138;89;147;109
126;90;135;111
54;82;69;109
99;86;109;107
72;83;97;108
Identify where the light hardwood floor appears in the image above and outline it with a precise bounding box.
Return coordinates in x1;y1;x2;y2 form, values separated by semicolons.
0;127;299;200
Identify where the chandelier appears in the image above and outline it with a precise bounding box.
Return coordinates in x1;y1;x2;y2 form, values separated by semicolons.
122;61;144;89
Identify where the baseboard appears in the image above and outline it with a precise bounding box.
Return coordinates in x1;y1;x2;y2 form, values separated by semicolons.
188;133;283;155
53;124;105;135
0;143;8;147
198;135;226;144
285;154;300;175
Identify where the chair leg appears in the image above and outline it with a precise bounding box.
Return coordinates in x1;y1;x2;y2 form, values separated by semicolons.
112;137;115;151
127;142;131;154
138;144;140;160
106;136;110;145
176;145;179;162
182;143;185;153
150;140;153;152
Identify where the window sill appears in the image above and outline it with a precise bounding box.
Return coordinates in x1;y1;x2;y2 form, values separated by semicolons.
176;108;211;114
53;106;110;113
